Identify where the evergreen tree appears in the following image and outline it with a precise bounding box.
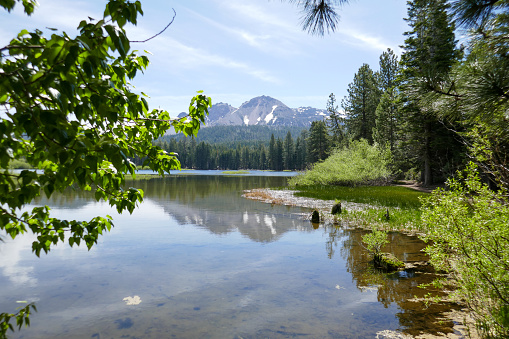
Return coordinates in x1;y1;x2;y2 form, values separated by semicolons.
169;138;178;156
373;48;400;151
195;141;211;170
276;138;284;171
269;134;276;170
189;138;197;169
399;0;463;185
177;138;189;168
294;129;309;170
241;146;250;169
326;93;345;147
307;120;330;163
283;131;295;170
259;144;267;170
234;145;241;169
342;64;380;143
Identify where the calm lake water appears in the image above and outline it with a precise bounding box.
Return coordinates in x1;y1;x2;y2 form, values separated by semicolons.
0;173;461;338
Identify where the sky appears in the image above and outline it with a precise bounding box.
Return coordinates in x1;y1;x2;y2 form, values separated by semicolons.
0;0;410;116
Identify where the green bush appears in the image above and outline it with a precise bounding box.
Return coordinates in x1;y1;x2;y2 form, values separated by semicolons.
289;139;392;186
420;162;509;338
362;227;389;261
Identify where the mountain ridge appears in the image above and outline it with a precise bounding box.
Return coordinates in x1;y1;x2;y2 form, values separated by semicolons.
179;95;327;128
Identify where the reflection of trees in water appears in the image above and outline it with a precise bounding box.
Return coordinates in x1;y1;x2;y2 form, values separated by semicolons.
28;175;315;243
324;223;346;259
31;175;287;208
131;175;287;204
324;226;461;337
31;185;94;208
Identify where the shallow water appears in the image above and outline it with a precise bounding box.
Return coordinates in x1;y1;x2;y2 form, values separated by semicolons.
0;174;460;338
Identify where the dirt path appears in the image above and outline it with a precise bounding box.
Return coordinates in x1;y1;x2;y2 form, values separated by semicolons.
395;180;445;193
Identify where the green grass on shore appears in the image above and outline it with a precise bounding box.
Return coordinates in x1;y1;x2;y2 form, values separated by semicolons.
294;184;428;231
294;185;427;209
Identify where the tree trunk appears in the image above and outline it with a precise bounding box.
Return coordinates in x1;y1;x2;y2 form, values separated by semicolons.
423;121;433;186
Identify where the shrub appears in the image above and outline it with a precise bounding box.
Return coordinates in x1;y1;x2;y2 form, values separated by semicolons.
362;227;389;262
420;162;509;338
289;139;392;186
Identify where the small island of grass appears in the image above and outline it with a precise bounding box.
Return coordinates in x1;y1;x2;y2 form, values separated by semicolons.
222;170;250;175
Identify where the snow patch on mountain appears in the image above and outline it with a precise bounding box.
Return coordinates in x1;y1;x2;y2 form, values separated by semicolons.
265;105;278;124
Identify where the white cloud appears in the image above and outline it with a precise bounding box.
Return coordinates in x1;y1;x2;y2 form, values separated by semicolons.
219;1;298;33
180;6;272;49
338;28;394;52
146;35;280;83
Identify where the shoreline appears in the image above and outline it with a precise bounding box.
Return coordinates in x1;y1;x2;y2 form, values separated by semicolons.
243;187;478;339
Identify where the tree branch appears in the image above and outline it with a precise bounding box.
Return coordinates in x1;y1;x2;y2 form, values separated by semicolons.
0;45;45;53
130;9;176;43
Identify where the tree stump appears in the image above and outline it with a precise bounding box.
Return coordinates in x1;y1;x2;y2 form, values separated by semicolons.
331;202;342;215
311;210;320;223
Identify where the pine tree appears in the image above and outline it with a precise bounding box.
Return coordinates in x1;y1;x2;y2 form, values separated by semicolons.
342;63;380;143
326;93;345;147
195;141;211;170
283;131;295;170
259;144;267;170
399;0;463;185
373;48;400;151
276;138;284;171
308;121;330;163
295;129;309;170
269;134;276;170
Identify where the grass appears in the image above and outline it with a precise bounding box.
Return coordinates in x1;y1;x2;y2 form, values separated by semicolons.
222;170;250;175
334;206;423;232
294;185;427;209
293;184;427;232
125;173;161;180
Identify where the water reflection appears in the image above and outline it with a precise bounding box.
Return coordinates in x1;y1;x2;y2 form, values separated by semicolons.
0;174;463;338
325;224;461;337
34;176;313;243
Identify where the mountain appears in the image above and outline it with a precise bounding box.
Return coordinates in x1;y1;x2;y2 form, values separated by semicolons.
179;95;327;128
204;102;237;125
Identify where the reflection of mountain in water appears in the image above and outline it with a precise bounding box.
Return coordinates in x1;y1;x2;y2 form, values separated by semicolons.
31;175;314;243
135;176;314;243
326;226;461;337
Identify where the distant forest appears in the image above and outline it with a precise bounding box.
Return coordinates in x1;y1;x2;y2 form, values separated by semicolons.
150;125;315;171
161;125;305;147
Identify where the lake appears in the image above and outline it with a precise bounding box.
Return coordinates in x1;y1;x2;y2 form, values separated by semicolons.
0;173;461;338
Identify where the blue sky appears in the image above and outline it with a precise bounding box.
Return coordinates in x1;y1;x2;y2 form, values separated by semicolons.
1;0;409;115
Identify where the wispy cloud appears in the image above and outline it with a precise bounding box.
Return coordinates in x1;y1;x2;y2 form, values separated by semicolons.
339;28;395;52
181;7;272;49
146;34;280;84
219;1;298;33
